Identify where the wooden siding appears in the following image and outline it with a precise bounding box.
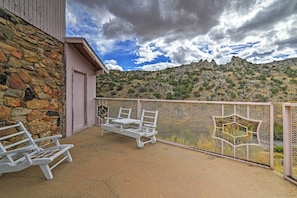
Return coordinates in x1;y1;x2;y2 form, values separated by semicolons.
0;0;65;42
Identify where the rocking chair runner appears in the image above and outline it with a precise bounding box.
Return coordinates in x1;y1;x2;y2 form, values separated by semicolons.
0;122;73;180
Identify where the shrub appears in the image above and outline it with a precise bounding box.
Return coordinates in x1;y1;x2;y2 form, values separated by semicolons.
274;122;283;141
108;82;116;90
193;91;200;97
116;85;123;91
205;84;213;90
290;79;297;84
254;83;261;88
202;81;209;86
153;93;161;99
274;146;283;153
166;92;173;99
139;86;147;92
127;88;135;94
230;92;236;99
270;87;279;94
170;80;178;86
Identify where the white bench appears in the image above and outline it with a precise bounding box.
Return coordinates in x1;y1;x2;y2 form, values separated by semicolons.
0;122;73;180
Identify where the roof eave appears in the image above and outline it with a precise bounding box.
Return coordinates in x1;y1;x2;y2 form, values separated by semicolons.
65;37;109;74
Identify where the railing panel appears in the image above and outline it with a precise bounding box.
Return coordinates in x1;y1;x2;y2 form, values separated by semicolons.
283;103;297;185
96;98;273;168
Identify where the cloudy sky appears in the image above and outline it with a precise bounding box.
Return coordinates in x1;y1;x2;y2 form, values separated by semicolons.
66;0;297;71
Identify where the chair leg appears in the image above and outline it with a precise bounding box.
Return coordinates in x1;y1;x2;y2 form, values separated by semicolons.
151;136;157;144
64;151;73;163
39;164;53;180
136;138;144;148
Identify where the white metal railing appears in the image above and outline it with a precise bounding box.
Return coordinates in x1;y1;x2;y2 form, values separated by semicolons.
95;98;274;168
283;103;297;185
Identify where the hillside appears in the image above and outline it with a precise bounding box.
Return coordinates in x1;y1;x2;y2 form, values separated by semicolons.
96;56;297;102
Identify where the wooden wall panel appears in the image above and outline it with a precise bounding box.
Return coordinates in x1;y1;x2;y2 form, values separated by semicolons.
0;0;65;42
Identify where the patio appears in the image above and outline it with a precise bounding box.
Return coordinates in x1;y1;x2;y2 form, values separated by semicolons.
1;126;297;198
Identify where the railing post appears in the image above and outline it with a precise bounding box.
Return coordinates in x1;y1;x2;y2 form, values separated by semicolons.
94;98;98;125
270;103;274;169
283;103;292;178
137;99;142;119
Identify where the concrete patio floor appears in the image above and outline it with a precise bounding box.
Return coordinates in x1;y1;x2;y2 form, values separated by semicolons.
1;126;297;198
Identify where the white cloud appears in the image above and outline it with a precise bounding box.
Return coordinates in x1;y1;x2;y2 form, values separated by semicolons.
140;62;177;71
66;0;297;70
134;43;163;64
66;11;76;25
104;59;123;71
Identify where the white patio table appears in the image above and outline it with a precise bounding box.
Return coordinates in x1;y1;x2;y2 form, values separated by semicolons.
112;118;140;131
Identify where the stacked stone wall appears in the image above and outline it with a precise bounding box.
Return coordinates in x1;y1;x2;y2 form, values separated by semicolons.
0;7;65;138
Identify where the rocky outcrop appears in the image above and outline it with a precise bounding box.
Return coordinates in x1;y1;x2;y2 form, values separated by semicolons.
0;7;65;137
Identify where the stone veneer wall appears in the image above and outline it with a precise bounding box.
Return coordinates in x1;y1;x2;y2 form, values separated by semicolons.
0;7;65;138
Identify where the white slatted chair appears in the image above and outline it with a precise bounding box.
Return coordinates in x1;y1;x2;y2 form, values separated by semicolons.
0;122;73;180
121;109;158;148
100;107;132;136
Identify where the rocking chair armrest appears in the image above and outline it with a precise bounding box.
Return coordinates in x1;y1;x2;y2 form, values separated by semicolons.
141;125;157;133
143;124;157;128
0;145;36;157
34;134;62;143
105;117;116;119
104;117;117;124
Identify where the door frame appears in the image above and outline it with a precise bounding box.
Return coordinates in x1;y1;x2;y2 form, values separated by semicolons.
72;69;88;133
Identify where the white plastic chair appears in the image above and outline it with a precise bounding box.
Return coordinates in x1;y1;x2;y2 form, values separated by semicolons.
0;122;73;180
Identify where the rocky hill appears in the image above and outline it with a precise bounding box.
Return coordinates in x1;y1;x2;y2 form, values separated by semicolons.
96;57;297;102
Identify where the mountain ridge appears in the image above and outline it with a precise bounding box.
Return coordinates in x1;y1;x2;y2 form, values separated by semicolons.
96;57;297;102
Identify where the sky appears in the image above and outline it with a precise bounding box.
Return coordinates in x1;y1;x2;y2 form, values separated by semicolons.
66;0;297;71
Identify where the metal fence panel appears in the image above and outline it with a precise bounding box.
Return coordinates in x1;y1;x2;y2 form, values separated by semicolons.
96;98;274;168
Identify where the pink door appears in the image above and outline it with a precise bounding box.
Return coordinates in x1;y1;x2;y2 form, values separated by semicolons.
72;71;87;132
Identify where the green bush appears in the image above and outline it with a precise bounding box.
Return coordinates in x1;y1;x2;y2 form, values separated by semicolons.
270;87;279;94
127;88;135;94
290;79;297;84
139;86;147;92
108;82;116;90
274;146;283;153
193;91;200;97
153;93;161;99
230;92;236;99
166;92;173;99
202;81;209;86
274;122;283;141
116;85;123;91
